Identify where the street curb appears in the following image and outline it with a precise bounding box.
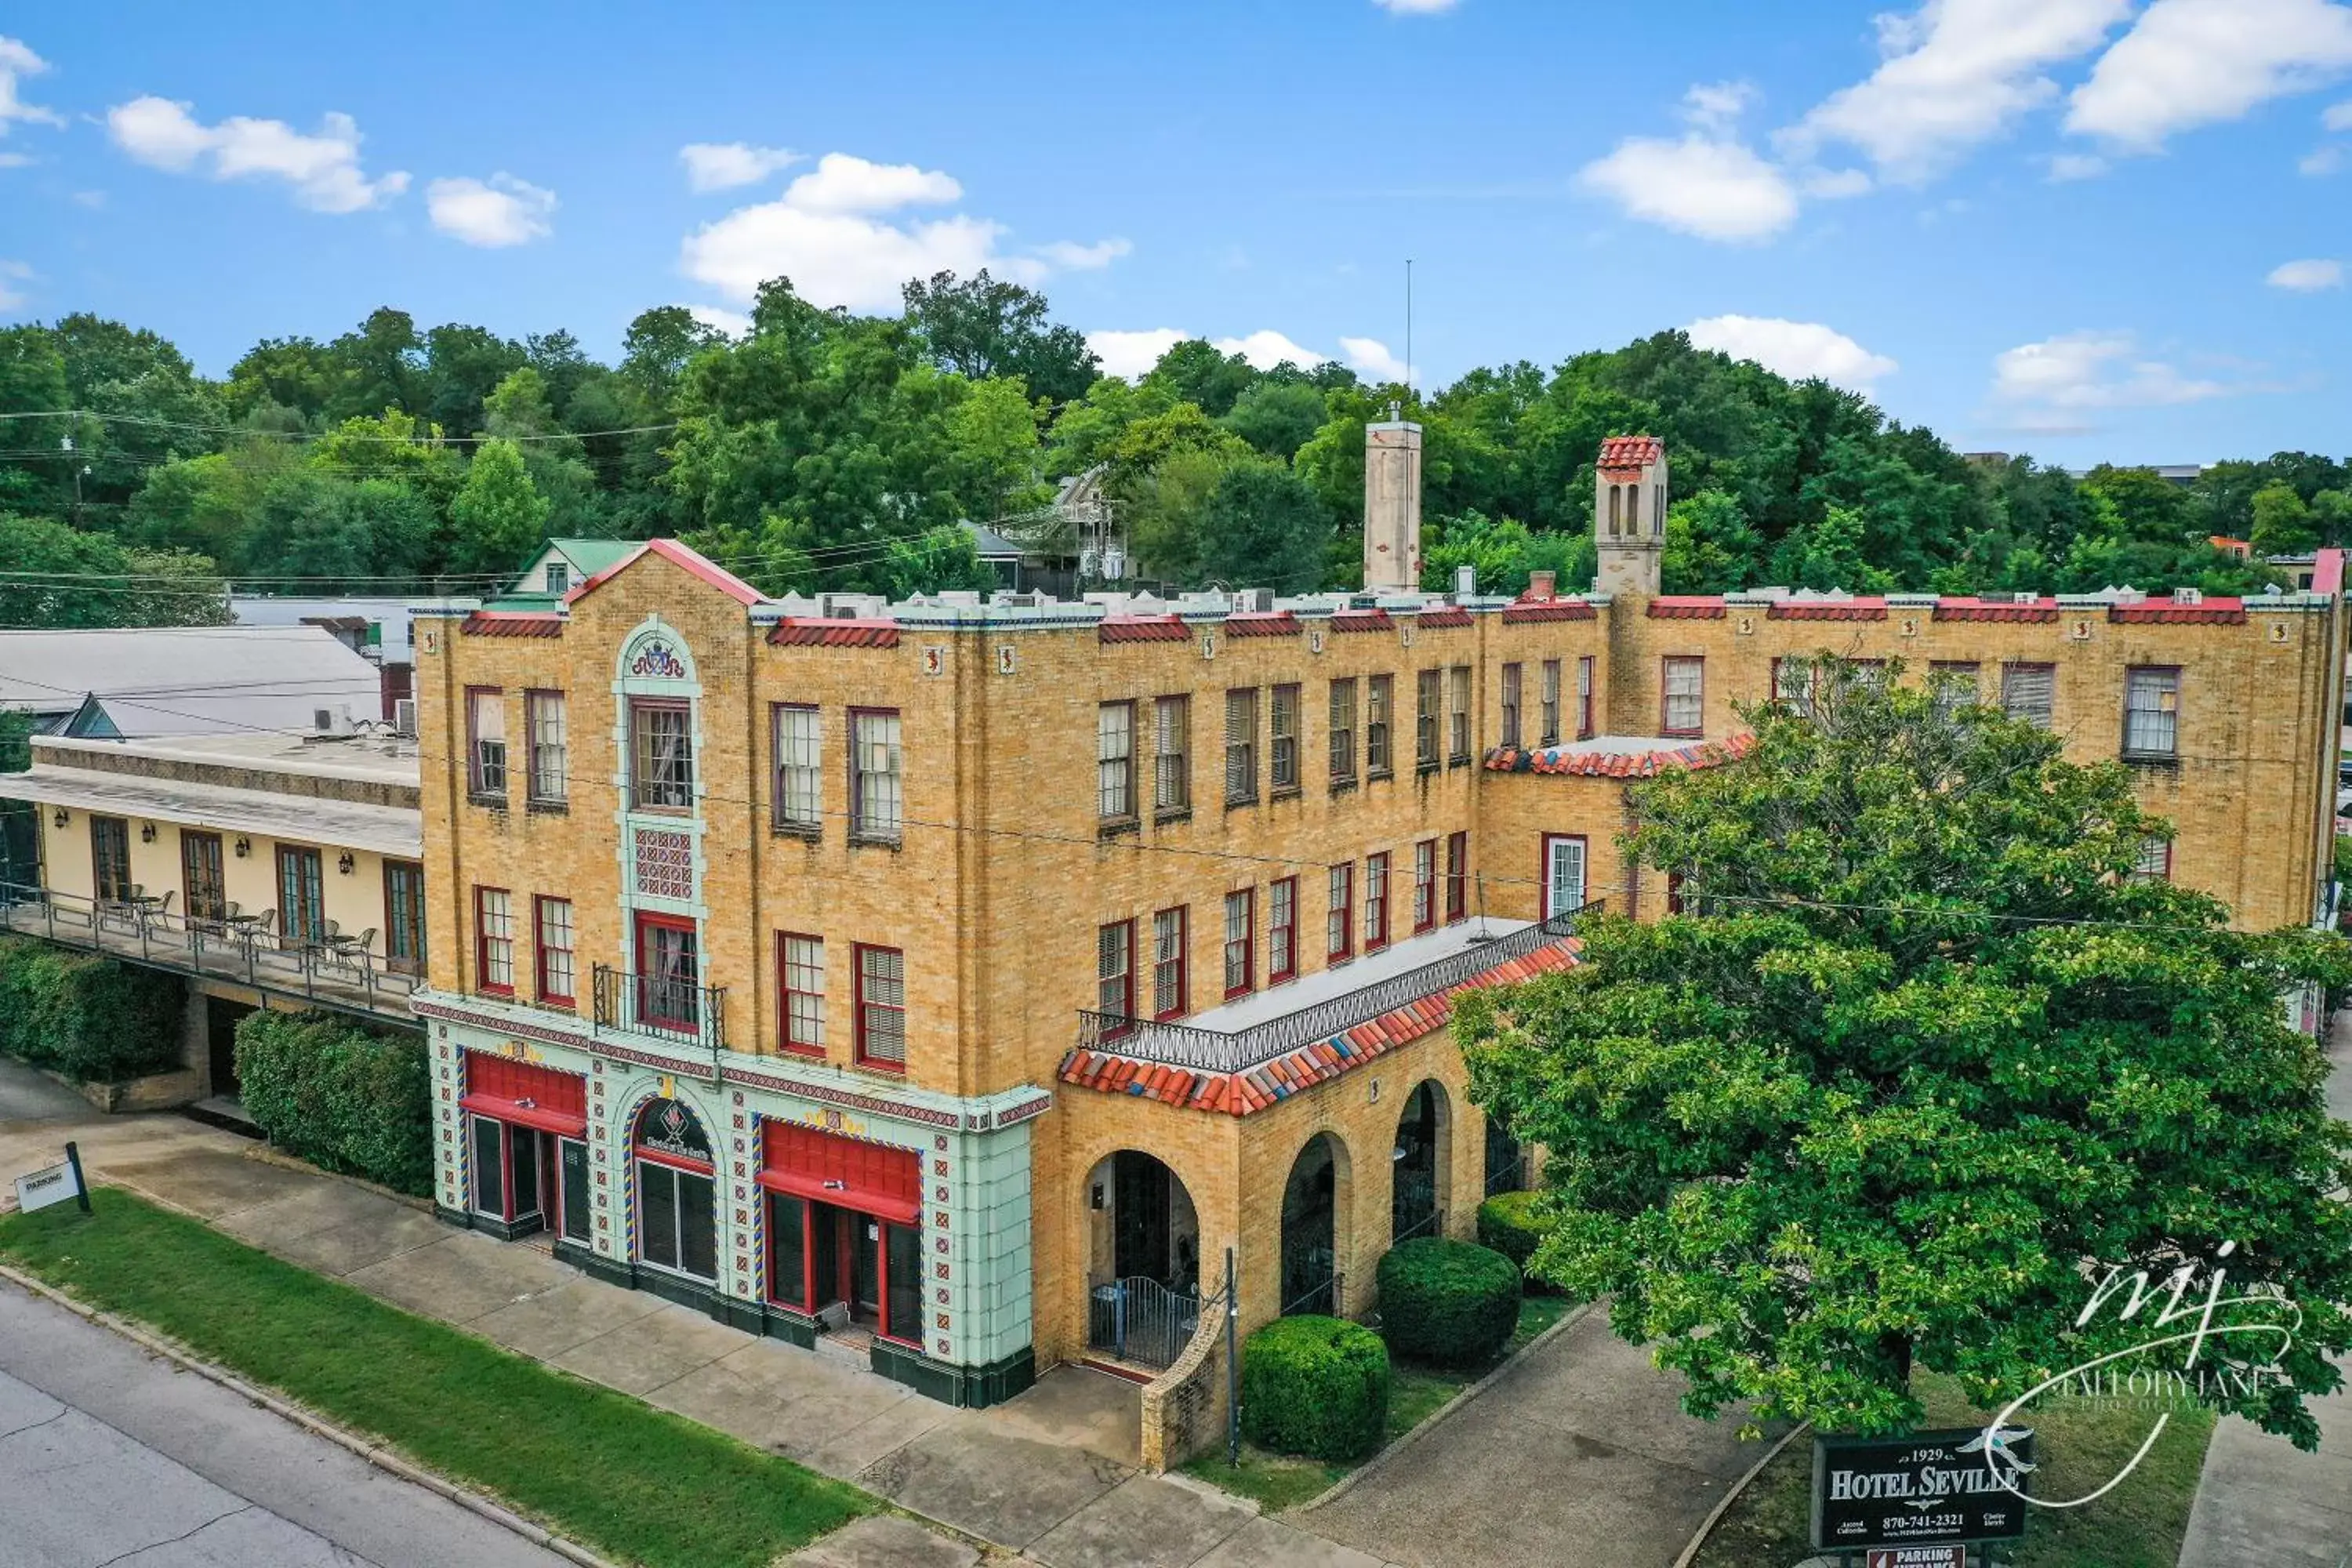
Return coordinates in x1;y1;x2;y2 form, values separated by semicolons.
1668;1417;1813;1568
1297;1298;1597;1515
0;1261;622;1568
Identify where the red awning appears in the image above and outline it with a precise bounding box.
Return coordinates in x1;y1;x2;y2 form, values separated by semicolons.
458;1093;586;1138
756;1165;920;1225
758;1120;922;1225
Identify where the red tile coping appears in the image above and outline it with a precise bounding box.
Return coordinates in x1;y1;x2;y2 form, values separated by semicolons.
460;612;563;637
1223;612;1302;637
1597;434;1663;474
1099;615;1189;644
1646;596;1727;619
2109;600;2247;625
1414;607;1474;630
1768;597;1887;621
1485;730;1755;778
1330;609;1394;633
1058;937;1581;1116
768;618;902;648
1933;598;2061;623
1500;601;1597;623
562;537;767;609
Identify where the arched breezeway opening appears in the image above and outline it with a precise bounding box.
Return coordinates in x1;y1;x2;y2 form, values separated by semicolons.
1391;1079;1450;1244
1083;1149;1200;1370
1280;1131;1352;1317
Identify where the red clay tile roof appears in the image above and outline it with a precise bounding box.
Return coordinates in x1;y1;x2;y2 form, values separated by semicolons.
1597;435;1663;471
1330;609;1394;633
1768;597;1888;622
1057;936;1581;1115
2315;549;2345;597
1098;615;1189;644
561;538;767;609
1500;601;1598;623
1932;597;2060;623
767;618;902;648
1646;596;1727;619
1414;608;1474;630
2110;600;2247;624
460;612;563;638
1223;612;1302;638
1486;730;1755;778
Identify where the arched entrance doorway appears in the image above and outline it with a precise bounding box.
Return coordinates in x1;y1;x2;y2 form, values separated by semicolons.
1391;1080;1450;1243
1083;1149;1200;1369
633;1097;717;1283
1280;1133;1349;1316
1483;1112;1526;1197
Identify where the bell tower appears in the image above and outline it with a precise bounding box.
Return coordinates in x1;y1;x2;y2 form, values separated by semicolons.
1593;434;1667;597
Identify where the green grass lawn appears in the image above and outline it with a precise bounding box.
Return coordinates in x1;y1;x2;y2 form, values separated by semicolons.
1690;1370;2217;1568
0;1190;869;1568
1183;1290;1580;1512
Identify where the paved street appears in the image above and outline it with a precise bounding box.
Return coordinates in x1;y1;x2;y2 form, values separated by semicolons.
0;1276;568;1568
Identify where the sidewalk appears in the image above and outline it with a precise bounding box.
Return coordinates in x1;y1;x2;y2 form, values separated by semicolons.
0;1060;1381;1568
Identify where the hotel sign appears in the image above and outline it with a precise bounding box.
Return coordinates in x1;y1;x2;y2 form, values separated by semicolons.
1813;1428;2032;1552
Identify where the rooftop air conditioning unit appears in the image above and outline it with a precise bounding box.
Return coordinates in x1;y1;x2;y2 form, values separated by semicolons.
1234;588;1273;613
2172;586;2203;605
311;705;355;739
2012;592;2039;604
393;698;418;736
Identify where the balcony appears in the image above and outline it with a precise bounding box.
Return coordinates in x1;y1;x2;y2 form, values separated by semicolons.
1076;900;1601;1075
0;881;420;1024
590;963;727;1074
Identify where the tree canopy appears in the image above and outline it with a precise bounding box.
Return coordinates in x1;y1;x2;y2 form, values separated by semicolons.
1460;659;2352;1446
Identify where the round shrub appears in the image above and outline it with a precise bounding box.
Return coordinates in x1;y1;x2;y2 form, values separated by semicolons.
1477;1190;1562;1294
1240;1315;1391;1462
1376;1236;1522;1367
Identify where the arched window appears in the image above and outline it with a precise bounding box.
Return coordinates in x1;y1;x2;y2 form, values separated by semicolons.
1606;484;1621;537
1650;484;1664;537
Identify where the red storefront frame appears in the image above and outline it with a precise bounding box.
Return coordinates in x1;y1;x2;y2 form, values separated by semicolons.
758;1121;922;1346
459;1052;587;1137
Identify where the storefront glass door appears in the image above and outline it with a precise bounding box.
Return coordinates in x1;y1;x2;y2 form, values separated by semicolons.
558;1138;591;1243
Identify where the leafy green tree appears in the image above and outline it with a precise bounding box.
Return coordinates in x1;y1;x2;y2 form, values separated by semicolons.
1223;379;1328;460
421;323;526;438
1769;504;1891;591
1192;462;1329;591
945;376;1049;521
902;270;1098;406
881;524;998;598
447;439;550;576
1144;339;1259;418
1661;492;1765;593
0;513;227;627
224;336;341;422
2250;482;2318;556
619;306;724;401
1461;658;2352;1446
1420;510;1585;596
323;307;426;423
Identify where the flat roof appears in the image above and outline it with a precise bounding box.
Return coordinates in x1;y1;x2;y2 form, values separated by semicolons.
5;764;421;857
34;732;419;789
1181;916;1537;1036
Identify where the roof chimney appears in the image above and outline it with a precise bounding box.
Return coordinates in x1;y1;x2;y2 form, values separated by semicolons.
1363;413;1423;594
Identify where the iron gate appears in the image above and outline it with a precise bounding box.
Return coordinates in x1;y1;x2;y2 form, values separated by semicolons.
1087;1276;1202;1370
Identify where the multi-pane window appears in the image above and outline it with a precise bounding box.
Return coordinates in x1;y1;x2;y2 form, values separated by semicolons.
1329;679;1358;786
1152;907;1187;1019
854;944;906;1068
1661;656;1704;737
89;815;131;904
1413;840;1438;932
535;896;575;1004
1270;684;1301;793
1327;863;1353;960
1222;888;1254;997
1098;701;1137;822
1445;831;1468;922
1364;853;1391;950
383;859;425;975
1098;920;1135;1019
1772;659;1815;717
1367;675;1394;778
1447;666;1472;763
1539;660;1561;747
2123;667;2180;759
1415;669;1441;769
467;688;506;797
1577;655;1596;739
2002;663;2056;730
1225;688;1259;805
1929;662;1982;719
2132;837;2172;881
779;935;825;1054
630;699;694;811
771;705;822;833
1268;877;1298;982
1500;663;1523;749
180;829;225;925
851;710;903;841
1154;695;1190;814
475;887;514;994
525;691;567;805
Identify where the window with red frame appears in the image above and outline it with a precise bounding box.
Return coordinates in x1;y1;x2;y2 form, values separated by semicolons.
634;913;699;1031
474;887;513;995
1364;853;1390;951
1412;840;1437;933
777;933;826;1055
1268;877;1298;982
1097;919;1135;1024
854;944;906;1069
1444;832;1468;923
1222;888;1254;998
1577;655;1596;739
1327;863;1353;961
1661;656;1704;737
533;895;574;1004
1151;907;1187;1019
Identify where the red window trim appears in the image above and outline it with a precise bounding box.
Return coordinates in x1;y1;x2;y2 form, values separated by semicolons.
1223;887;1255;1000
1577;655;1596;741
1098;917;1137;1031
1152;906;1189;1022
628;696;694;815
1660;655;1704;739
1445;831;1468;924
474;884;513;996
1327;863;1353;962
465;685;503;795
1365;853;1391;953
633;909;699;1028
776;931;826;1058
1268;877;1298;984
1412;840;1438;935
633;1144;716;1178
768;1190;811;1312
532;895;575;1005
852;942;907;1073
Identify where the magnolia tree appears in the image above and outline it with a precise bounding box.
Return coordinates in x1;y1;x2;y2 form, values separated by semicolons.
1459;655;2352;1446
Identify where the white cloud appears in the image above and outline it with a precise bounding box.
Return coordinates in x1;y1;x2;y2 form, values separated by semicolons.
1213;330;1328;371
2067;0;2352;151
426;173;555;247
1341;336;1412;383
2328;98;2352;129
1799;166;1874;197
681;149;1124;312
0;151;31;169
2302;144;2347;173
1786;0;2132;180
1372;0;1460;13
2268;257;2345;290
1988;331;2232;426
0;37;62;136
1087;328;1191;379
1578;133;1798;241
106;96;408;212
685;304;752;338
2048;152;2110;180
0;259;32;311
679;142;801;193
1685;315;1899;390
1682;82;1759;132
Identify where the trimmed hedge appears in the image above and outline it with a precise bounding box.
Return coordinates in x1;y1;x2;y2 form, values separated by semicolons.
0;934;185;1083
1477;1189;1562;1294
1240;1315;1391;1462
1376;1236;1523;1367
235;1010;433;1196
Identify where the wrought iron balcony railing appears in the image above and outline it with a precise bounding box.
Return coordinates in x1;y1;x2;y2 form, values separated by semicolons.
1076;899;1601;1074
591;962;727;1065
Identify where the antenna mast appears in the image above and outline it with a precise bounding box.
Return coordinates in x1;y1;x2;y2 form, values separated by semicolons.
1405;257;1414;396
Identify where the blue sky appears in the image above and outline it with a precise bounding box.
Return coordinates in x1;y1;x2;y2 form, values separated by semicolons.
1;0;2347;466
